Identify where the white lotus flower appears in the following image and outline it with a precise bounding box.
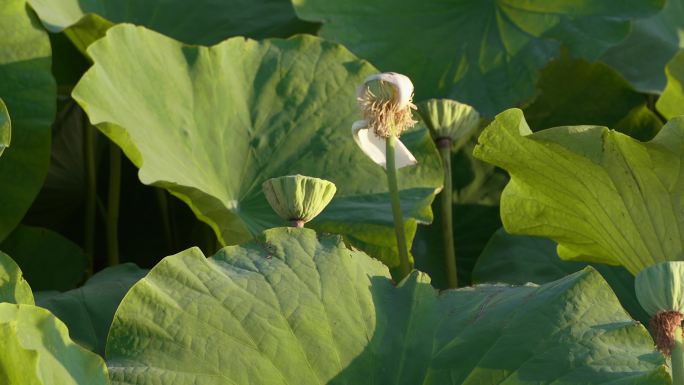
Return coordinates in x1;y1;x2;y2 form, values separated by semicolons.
352;120;417;169
353;72;418;169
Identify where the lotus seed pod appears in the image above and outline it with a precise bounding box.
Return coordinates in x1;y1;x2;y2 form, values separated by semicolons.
416;99;480;144
262;175;337;227
635;261;684;355
635;261;684;316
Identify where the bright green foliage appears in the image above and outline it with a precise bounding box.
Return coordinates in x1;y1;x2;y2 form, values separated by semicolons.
635;261;684;316
0;98;9;156
601;0;684;93
36;263;147;355
27;0;317;51
0;0;55;242
0;251;33;305
73;25;442;271
657;49;684;119
262;175;336;224
523;54;662;141
0;303;110;385
474;109;684;275
1;226;87;291
292;0;663;116
106;227;668;385
472;229;649;324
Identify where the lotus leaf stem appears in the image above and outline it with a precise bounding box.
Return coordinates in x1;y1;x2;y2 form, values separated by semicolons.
674;326;684;385
106;142;121;266
83;110;96;277
385;135;411;279
437;138;457;288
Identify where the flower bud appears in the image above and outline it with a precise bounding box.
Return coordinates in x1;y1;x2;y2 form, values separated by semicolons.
262;175;336;227
416;99;480;145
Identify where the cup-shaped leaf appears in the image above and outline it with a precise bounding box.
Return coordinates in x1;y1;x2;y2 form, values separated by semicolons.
474;108;684;275
106;228;668;385
72;25;442;272
263;175;336;224
417;99;480;143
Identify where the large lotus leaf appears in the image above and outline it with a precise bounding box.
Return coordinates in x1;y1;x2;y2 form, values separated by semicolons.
524;54;662;141
0;226;87;291
601;0;684;93
472;229;649;324
292;0;663;116
0;251;33;305
0;98;9;156
27;0;317;51
72;25;442;271
36;263;147;355
657;49;684;120
0;303;109;385
106;227;667;384
473;108;684;275
0;0;55;242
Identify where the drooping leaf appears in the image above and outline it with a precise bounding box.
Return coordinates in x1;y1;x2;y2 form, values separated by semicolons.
0;251;33;305
524;54;662;141
72;25;442;272
292;0;664;116
0;225;87;292
27;0;318;51
601;0;684;93
0;98;9;156
106;228;667;384
472;229;649;324
36;263;147;355
473;108;684;275
0;303;109;385
0;0;56;242
657;49;684;120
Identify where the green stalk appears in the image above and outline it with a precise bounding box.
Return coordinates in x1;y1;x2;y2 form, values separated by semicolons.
673;326;684;385
438;139;457;288
83;111;97;277
106;142;121;266
385;135;411;279
155;188;175;253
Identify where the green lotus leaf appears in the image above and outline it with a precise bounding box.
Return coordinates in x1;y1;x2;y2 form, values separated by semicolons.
0;251;33;305
0;0;56;242
473;108;684;275
292;0;663;116
601;0;684;93
0;303;109;385
524;54;662;141
106;227;667;384
72;25;442;272
0;98;9;157
36;263;147;355
27;0;317;52
472;229;649;324
657;49;684;120
0;226;87;292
